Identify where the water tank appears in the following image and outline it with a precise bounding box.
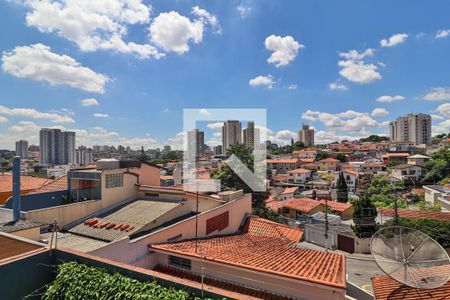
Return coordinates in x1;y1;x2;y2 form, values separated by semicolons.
96;159;120;170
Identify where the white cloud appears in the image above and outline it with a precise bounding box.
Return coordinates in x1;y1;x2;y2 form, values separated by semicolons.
315;130;370;144
199;108;211;116
431;114;445;120
0;104;74;123
338;49;381;84
2;44;109;93
264;35;304;67
301;109;379;132
0;116;8;123
376;95;404;103
436;29;450;39
380;33;408;47
207;122;223;130
149;7;218;54
80;98;99;107
329;82;348;91
164;131;185;150
371;108;389;117
8;121;41;133
286;84;297;90
24;0;163;59
435;103;450;118
249;75;274;88
432;120;450;135
93;113;109;118
422;87;450;101
236;4;251;18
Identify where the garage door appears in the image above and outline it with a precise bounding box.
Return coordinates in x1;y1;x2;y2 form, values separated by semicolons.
338;234;354;253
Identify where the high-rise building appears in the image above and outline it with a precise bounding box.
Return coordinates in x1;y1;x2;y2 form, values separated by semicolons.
187;129;205;159
222;120;242;154
75;146;94;166
39;128;76;165
243;122;260;150
298;125;314;148
213;145;223;156
15;140;28;159
389;113;432;145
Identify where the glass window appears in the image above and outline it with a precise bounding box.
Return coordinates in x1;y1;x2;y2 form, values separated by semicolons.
169;255;191;270
105;173;124;188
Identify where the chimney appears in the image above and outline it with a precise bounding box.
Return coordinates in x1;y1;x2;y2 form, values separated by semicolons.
12;156;21;222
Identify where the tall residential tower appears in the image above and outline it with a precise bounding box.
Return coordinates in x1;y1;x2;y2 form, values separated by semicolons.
39;128;76;165
222;120;242;154
389;113;432;145
298;124;314;148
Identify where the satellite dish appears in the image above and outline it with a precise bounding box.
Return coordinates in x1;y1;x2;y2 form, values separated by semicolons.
371;226;450;289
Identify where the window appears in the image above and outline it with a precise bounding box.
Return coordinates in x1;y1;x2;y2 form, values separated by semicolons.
105;173;123;188
169;255;191;270
145;192;159;197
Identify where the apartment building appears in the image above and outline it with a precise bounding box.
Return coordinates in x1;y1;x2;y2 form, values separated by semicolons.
298;124;315;148
221;120;242;154
39;128;76;165
187;129;205;159
243;121;260;150
389;113;432;145
15;140;28;159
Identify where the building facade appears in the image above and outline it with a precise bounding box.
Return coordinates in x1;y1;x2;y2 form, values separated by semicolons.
243;121;260;150
75;146;94;166
39;129;76;165
187;129;205;159
298;125;314;148
15;140;28;159
389;113;432;145
222;120;242;154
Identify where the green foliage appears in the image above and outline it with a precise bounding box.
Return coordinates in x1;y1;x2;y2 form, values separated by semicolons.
384;218;450;248
367;177;405;208
270;145;293;155
336;172;348;203
352;193;378;237
292;141;305;150
359;135;390;142
148;151;183;165
438;177;449;185
315;151;329;161
336;153;346;162
42;262;213;300
424;149;450;184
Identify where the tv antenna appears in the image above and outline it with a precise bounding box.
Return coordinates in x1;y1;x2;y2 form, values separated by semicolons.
371;226;450;289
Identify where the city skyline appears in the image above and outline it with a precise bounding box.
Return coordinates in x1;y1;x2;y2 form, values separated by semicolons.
1;0;450;150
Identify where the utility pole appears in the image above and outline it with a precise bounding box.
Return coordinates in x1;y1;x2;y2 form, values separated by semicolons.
324;196;329;252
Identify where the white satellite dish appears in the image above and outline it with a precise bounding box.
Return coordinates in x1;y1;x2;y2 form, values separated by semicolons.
371;226;450;289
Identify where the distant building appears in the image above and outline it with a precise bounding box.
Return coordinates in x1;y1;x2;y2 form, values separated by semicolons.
389;113;432;145
187;129;205;159
39;129;75;165
222;120;242;154
298;125;314;148
243;121;260;150
213;145;223;156
75;146;94;166
28;144;39;152
163;145;171;153
15;140;28;159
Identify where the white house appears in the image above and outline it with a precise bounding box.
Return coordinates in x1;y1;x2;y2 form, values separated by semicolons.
287;168;312;184
391;164;427;182
424;185;450;212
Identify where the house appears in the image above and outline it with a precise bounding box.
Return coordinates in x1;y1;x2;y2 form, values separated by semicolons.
277;187;298;200
391;164;427;182
148;216;346;300
319;200;354;220
424;185;450;211
287;168;312;184
407;154;431;166
317;158;340;171
340;170;362;191
382;152;410;165
266;158;302;175
0;174;53;204
273;197;326;219
361;162;384;173
378;208;450;222
292;149;317;160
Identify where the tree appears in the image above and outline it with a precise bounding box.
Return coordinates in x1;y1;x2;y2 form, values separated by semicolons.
138;146;148;162
367;177;405;208
352;192;377;238
336;153;346;162
292;141;305;151
359;135;390;143
315;150;329;161
336;172;348;203
424;148;450;184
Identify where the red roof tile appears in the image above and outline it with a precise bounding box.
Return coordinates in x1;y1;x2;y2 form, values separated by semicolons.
319;200;353;213
287;168;311;174
149;217;345;289
275;197;325;214
319;158;340;163
30;175;67;193
242;216;303;243
0;174;52;194
280;187;298;195
266;158;300;164
379;208;450;222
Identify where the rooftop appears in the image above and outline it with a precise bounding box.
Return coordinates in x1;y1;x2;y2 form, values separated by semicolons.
149;217;345;289
287;168;311;174
379;208;450;222
266;158;300;164
0;174;53;194
319;200;353;213
0;219;42;233
29;175;67;193
318;158;340;163
280;187;298;195
382;153;410;158
267;197;324;214
0;233;45;262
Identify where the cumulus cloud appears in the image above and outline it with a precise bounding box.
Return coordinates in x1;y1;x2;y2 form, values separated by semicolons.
8;121;41;133
338;48;382;84
24;0;163;59
376;95;404;103
80;98;99;107
264;35;304;67
329;82;348;91
149;7;218;54
371;108;389;117
435;103;450;118
301;109;379;132
207;122;223;130
0;116;8;123
0;104;74;123
422;87;450;101
431;114;445;120
433;120;450;135
380;33;408;47
436;29;450;39
199;108;211;116
93;113;109;118
249;75;274;88
2;44;109;93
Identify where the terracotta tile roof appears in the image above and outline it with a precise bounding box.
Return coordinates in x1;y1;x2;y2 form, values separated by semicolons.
342;169;363;175
319;158;340;163
266;158;299;164
149;218;345;289
293;150;317;154
280;187;298;195
272;174;288;181
319;200;353;213
379;208;450;222
30;175;67;193
242;216;303;243
363;163;384;167
371;266;450;300
287;168;311;174
382;153;410;158
300;158;315;163
153;264;294;300
0;174;52;193
160;175;174;181
271;197;324;214
302;162;318;168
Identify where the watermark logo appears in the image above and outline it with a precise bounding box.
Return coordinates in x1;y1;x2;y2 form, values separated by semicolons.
182;108;267;193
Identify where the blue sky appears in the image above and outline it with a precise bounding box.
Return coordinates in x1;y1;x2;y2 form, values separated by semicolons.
0;0;449;149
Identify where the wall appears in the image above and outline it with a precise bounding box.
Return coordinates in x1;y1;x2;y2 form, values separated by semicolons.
11;227;41;241
0;189;35;205
304;224;338;249
23;199;102;227
137;164;161;186
101;170;139;209
354;237;371;254
4;190;68;211
91;194;252;267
